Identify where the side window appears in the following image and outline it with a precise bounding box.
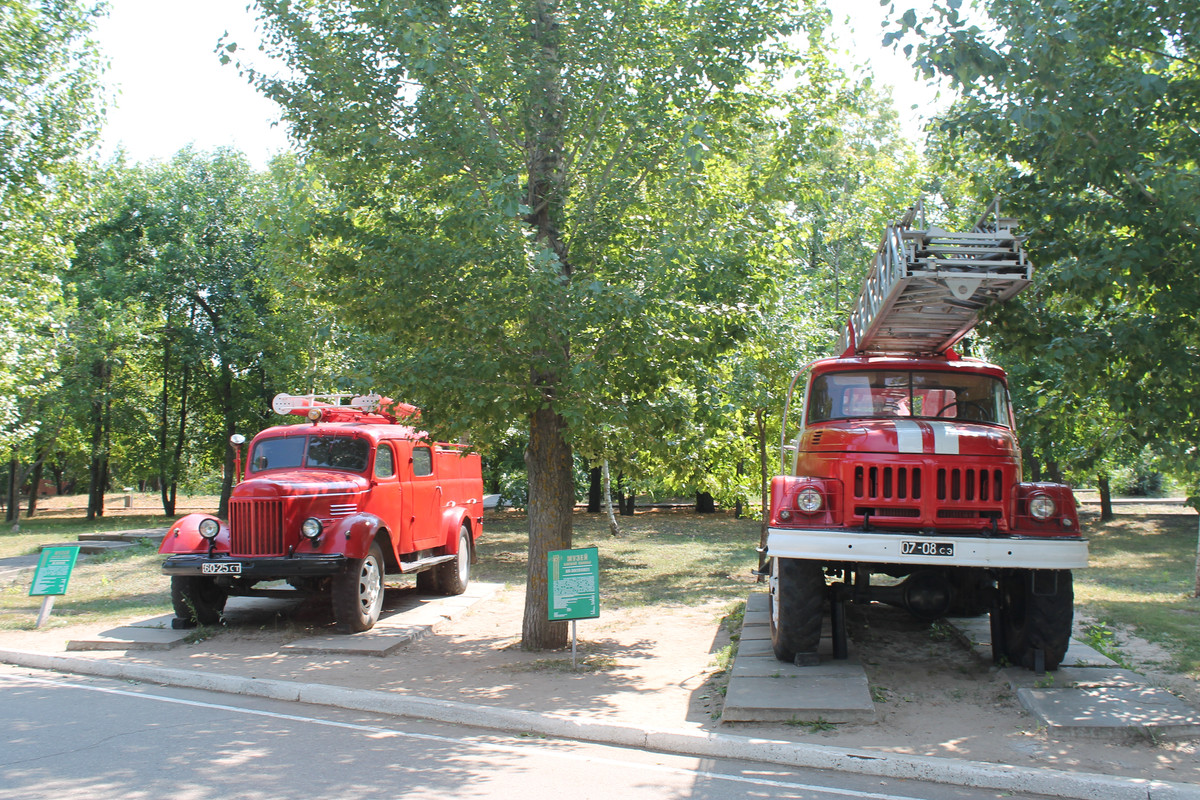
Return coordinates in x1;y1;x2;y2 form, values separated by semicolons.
374;443;395;478
411;446;433;477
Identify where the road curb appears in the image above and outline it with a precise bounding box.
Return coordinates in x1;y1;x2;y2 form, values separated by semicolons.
1;647;1196;800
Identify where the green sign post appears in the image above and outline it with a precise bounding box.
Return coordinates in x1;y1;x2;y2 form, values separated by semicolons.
29;546;81;627
547;546;599;669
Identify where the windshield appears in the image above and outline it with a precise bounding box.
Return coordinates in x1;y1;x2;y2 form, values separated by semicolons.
249;435;370;473
807;370;1011;428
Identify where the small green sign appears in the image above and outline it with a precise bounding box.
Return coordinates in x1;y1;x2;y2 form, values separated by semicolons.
29;546;81;597
547;546;599;621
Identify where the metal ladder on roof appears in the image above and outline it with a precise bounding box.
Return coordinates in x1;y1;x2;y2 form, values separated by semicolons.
837;198;1032;357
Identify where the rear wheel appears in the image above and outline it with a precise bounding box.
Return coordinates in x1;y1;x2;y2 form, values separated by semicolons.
171;576;228;627
333;541;385;632
769;557;825;663
433;525;472;596
997;569;1074;670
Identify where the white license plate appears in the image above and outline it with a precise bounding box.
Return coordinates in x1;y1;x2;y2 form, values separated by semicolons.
901;540;954;557
201;562;242;575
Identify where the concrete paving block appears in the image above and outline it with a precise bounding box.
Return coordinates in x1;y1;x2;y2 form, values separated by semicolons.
1019;685;1200;741
1002;667;1148;692
745;592;768;613
40;540;134;555
737;638;777;658
723;672;876;724
283;629;422;657
742;609;769;627
947;616;1117;669
739;624;771;641
66;626;190;651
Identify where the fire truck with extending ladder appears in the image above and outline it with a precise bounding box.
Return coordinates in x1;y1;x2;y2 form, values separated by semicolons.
765;200;1088;672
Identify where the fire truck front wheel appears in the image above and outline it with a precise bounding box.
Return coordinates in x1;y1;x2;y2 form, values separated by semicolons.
996;569;1074;670
333;541;385;633
171;576;228;627
769;557;825;664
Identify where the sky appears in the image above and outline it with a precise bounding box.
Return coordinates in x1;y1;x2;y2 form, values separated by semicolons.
92;0;944;169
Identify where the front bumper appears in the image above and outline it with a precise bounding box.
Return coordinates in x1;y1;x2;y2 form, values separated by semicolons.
162;553;349;579
766;527;1088;570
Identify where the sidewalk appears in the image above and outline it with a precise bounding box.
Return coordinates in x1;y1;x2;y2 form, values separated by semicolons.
2;576;1198;800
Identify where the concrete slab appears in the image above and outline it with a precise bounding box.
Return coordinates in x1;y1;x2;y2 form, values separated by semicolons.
67;626;190;651
742;609;769;627
947;616;1118;668
723;671;876;724
1018;685;1200;741
39;541;134;555
722;592;875;725
78;528;167;544
281;582;500;657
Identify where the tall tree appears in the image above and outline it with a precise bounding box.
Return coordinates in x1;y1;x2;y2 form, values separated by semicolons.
892;0;1200;494
239;0;835;648
0;0;104;519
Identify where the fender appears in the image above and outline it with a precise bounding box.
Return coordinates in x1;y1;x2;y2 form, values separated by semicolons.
159;513;229;555
440;506;471;552
324;512;388;561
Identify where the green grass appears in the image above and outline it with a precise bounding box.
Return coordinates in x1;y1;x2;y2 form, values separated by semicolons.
1075;509;1200;676
1;537;172;631
476;508;760;608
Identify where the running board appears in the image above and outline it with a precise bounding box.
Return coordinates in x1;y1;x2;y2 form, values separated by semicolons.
398;554;455;573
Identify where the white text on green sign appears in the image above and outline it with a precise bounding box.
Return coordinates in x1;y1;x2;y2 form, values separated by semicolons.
29;546;81;597
547;547;599;621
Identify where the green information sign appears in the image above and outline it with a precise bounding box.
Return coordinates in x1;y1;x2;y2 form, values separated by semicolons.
547;546;599;621
29;546;81;597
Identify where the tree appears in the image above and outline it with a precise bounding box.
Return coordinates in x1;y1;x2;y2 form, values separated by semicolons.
239;0;839;648
0;0;104;519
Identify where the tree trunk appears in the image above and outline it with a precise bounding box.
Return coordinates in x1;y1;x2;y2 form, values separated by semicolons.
756;408;770;573
522;403;573;650
1097;472;1114;522
587;466;601;512
620;491;635;516
25;458;43;518
602;460;620;537
1193;512;1199;598
86;377;111;521
695;491;715;513
217;359;236;518
5;457;17;524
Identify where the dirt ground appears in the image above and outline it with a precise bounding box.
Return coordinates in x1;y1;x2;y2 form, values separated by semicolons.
3;579;1198;787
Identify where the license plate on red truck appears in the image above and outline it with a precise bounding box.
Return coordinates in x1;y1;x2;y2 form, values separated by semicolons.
901;540;954;557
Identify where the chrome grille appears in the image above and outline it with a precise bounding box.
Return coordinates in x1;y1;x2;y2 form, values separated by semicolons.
230;498;285;556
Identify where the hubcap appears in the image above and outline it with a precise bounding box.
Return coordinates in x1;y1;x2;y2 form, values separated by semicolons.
359;556;381;613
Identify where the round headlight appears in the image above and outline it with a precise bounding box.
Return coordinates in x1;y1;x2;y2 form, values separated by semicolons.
796;487;823;514
198;518;220;540
300;517;323;540
1029;494;1056;520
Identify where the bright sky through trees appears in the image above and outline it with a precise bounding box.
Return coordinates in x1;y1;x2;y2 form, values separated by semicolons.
92;0;941;167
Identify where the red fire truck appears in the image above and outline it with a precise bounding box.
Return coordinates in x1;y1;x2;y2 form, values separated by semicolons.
159;393;484;633
766;201;1088;671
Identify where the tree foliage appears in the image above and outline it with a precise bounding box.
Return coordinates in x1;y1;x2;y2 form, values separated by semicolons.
892;0;1200;500
238;0;844;647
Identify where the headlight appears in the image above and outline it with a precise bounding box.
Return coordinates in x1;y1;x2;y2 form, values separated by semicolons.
198;518;220;540
1029;494;1056;520
300;517;323;540
796;487;823;513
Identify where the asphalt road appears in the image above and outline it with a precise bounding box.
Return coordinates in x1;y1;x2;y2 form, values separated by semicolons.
0;664;1064;800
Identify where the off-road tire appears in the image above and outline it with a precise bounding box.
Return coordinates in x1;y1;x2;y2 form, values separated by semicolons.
947;570;991;618
333;541;385;633
998;569;1074;670
432;525;471;596
769;557;825;663
415;569;440;594
171;576;228;627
